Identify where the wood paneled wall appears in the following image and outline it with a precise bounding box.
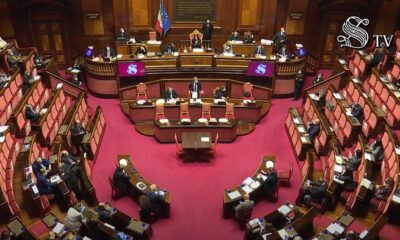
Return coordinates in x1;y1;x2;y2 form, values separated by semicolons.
2;0;395;68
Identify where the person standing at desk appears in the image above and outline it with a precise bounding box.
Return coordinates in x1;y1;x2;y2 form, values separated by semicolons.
253;44;265;56
102;46;116;59
234;193;254;229
202;19;213;41
164;87;178;101
189;76;203;99
293;70;304;101
146;184;166;218
272;27;287;52
116;27;129;41
229;31;241;41
277;45;290;58
70;119;87;155
113;159;131;195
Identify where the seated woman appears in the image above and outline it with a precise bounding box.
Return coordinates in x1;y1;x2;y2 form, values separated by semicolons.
223;41;233;53
374;177;394;200
192;34;202;49
135;45;147;55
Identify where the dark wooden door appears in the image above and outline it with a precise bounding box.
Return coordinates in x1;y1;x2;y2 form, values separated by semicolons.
29;12;70;69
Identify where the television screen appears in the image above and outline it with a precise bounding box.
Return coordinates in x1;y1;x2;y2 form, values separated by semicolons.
247;61;275;77
297;47;306;58
118;62;145;77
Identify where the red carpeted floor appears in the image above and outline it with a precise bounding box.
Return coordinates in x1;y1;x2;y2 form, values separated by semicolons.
87;75;398;239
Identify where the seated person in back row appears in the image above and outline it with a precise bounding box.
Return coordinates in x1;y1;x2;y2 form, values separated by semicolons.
374;177;394;200
22;69;38;94
61;150;78;167
253;44;266;56
37;168;57;197
258;164;278;196
234;193;254;229
116;27;129;41
135;45;147;55
244;31;255;44
350;103;364;123
214;85;227;100
102;45;116;59
164;87;178;101
163;43;177;54
366;138;384;162
276;45;290;58
229;31;241;41
302;178;327;205
25;104;40;124
307;119;321;142
113;159;131;195
6;48;22;68
32;157;51;177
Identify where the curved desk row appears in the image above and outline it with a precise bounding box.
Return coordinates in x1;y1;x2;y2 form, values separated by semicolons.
154;119;238;143
128;100;263;124
84;54;305;97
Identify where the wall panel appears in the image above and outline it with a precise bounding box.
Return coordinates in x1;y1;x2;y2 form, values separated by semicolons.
81;0;105;35
285;0;308;35
0;1;15;37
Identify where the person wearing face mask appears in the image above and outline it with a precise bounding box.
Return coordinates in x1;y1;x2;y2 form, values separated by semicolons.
116;27;129;41
272;27;287;52
101;45;116;59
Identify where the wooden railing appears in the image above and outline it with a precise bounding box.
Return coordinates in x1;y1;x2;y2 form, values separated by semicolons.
178;40;213;50
305;53;319;73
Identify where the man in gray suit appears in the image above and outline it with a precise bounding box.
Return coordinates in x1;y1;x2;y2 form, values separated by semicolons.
234;193;254;229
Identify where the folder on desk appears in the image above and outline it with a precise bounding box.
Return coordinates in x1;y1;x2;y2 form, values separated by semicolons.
241;185;253;194
228;190;241;199
52;223;65;236
334;164;343;173
243;177;255;186
277;205;292;216
333;93;343;99
201;137;210;142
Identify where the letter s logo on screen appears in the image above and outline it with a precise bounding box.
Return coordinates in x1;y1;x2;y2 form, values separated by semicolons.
127;64;138;75
337;16;394;49
255;64;267;75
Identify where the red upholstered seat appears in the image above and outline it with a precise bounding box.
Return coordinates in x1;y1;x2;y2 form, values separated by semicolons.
136;82;147;100
174;133;184;157
243;82;254;100
225;103;235;119
277;164;293;186
201;102;212;119
180;102;190;119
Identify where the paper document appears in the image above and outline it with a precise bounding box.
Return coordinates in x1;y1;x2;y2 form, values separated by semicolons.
351;76;361;83
228;190;241;199
52;223;65;236
392;194;400;204
300;136;308;143
327;223;345;235
338;59;347;65
364;152;374;161
333;93;343;99
242;185;253;194
277;229;289;239
243;177;255;186
0;136;5;143
335;156;344;165
201;137;210;142
334;164;343;173
333;176;344;185
309;93;319;101
395;148;400;155
293;118;300;124
359;230;368;239
277;205;292;216
298;126;306;133
0;125;9;133
360;178;373;189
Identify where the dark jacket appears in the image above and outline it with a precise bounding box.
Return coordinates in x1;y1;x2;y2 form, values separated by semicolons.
71;123;86;144
135;47;147;55
351;104;364;123
307;123;321;142
113;168;130;193
338;171;355;192
308;182;327;203
63;164;82;199
25;107;40;123
61;154;77;167
146;191;165;217
116;31;129;41
37;174;56;195
253;47;266;55
347;155;361;172
214;89;227;99
189;81;202;95
261;171;278;195
202;22;213;40
272;31;287;46
229;34;240;41
101;48;116;58
295;72;304;88
163;44;176;54
164;89;178;100
192;38;202;48
32;159;50;177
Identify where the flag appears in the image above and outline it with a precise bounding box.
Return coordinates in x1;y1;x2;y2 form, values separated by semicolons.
156;0;171;37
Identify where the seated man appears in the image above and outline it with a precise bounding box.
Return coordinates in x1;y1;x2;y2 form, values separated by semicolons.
135;45;147;55
276;45;290;58
374;177;394;200
191;35;202;49
350;103;364;123
345;149;362;173
61;150;78;167
34;52;47;68
259;166;278;196
70;120;87;155
113;159;131;195
25;104;40;124
253;44;266;56
214;86;227;100
102;45;116;59
37;168;57;196
146;184;167;218
244;31;255;44
59;162;83;200
234;193;254;229
163;43;177;54
337;165;356;192
367;138;384;162
6;48;21;68
367;43;385;74
116;27;129;41
95;203;112;223
32;157;51;177
307;119;321;142
229;31;241;41
84;46;94;59
317;89;326;108
22;69;38;94
189;76;203;99
164;87;178;101
313;73;324;85
303;178;327;205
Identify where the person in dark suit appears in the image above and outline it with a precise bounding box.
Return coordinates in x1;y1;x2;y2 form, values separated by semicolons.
368;138;384;162
272;27;287;52
313;73;324;85
34;52;44;68
25;104;40;124
37;168;57;196
374;177;394;200
214;86;227;100
61;150;78;168
135;45;147;55
95;203;112;223
307;119;321;142
116;27;129;41
367;43;385;74
191;35;202;48
351;103;364;123
113;160;131;195
317;89;326;108
70;120;87;155
146;184;166;218
229;31;240;41
32;157;51;177
164;87;178;100
163;43;177;54
277;45;290;58
234;193;254;229
259;167;278;196
202;19;213;41
244;31;255;44
60;162;83;200
303;178;327;204
189;76;203;98
293;70;304;100
345;149;362;173
138;194;152;223
253;45;266;56
22;69;36;94
101;46;116;59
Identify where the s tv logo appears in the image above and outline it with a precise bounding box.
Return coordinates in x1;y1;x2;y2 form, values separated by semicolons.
337;16;393;49
255;64;267;75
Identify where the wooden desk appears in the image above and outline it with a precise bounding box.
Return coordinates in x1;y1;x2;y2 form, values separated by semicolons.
154;119;238;143
231;43;273;56
179;52;214;67
115;42;162;55
182;132;211;149
119;154;171;217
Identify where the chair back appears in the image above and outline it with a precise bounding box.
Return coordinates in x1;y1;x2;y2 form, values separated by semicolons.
155;103;165;120
225;103;235;119
137;82;147;100
189;29;203;42
243;82;254;100
201;102;211;119
180;102;190;119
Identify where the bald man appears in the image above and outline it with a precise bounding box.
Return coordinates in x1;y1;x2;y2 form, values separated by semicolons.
70;119;87;155
146;184;166;218
234;193;254;228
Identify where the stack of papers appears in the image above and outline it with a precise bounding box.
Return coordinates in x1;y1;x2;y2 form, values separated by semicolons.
327;223;345;235
243;177;255;186
309;93;319;100
360;178;373;189
293;118;300;124
228;190;241;200
333;93;343;99
200;137;210;142
392;194;400;204
334;164;343;173
241;185;253;194
277;205;292;216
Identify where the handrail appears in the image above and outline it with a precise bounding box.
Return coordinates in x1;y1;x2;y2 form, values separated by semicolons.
45;71;86;98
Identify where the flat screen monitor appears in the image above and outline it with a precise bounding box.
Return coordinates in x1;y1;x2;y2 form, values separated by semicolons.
118;62;145;77
247;61;275;77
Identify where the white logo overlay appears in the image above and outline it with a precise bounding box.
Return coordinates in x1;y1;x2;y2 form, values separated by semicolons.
127;64;138;74
337;16;369;49
255;64;267;75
